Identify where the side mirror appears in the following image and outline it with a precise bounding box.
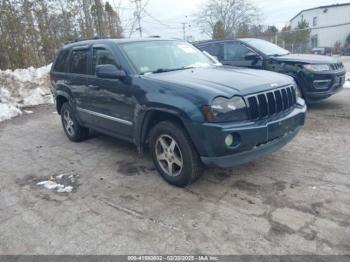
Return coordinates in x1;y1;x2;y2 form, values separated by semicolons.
245;52;260;61
96;64;126;79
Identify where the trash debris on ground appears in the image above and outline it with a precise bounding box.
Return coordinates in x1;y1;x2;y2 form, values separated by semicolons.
36;173;79;193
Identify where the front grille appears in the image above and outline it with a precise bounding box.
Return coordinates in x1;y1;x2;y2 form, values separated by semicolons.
330;63;344;70
246;85;297;120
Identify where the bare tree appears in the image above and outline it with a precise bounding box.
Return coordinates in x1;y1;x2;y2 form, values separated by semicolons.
104;1;123;38
0;0;124;70
91;0;105;36
81;0;94;37
197;0;260;39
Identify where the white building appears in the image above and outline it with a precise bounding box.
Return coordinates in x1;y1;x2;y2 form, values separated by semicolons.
290;3;350;48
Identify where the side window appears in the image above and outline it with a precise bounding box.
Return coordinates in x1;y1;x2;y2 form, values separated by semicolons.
200;43;223;60
69;49;89;74
223;42;251;61
92;48;117;74
53;49;69;72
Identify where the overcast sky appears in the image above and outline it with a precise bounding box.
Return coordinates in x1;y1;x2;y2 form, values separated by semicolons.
115;0;350;40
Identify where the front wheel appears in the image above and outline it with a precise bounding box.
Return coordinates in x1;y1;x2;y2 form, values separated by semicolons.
149;121;202;187
60;103;89;142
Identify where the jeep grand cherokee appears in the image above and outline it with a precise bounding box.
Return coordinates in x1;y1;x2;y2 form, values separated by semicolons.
195;38;346;102
51;38;306;187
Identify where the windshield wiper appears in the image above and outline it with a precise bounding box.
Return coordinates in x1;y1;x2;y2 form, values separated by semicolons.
269;53;289;57
150;66;194;74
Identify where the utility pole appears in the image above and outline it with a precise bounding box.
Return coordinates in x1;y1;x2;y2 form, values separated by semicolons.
181;16;191;41
133;0;143;37
181;22;187;40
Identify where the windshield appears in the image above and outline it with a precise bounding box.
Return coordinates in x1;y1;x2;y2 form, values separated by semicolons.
121;41;214;74
244;39;290;56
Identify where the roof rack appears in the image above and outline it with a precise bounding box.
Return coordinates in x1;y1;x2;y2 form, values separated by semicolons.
64;36;111;45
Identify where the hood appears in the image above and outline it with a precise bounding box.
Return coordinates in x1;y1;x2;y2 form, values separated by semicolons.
273;54;340;64
142;66;293;98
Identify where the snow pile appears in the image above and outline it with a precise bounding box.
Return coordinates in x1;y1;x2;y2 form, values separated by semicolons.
344;72;350;89
0;64;52;122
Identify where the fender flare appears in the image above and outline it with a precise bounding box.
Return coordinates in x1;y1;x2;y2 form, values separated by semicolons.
135;107;192;153
55;89;75;113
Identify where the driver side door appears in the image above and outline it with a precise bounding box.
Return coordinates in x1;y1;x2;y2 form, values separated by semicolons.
221;41;263;69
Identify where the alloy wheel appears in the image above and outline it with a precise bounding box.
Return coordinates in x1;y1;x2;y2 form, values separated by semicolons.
155;134;183;177
63;110;75;137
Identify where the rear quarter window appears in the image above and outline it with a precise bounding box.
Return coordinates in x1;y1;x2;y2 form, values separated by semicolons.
69;49;89;75
53;49;69;72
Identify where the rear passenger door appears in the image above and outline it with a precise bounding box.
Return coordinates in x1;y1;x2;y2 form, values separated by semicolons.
81;45;134;139
51;48;70;96
66;46;90;113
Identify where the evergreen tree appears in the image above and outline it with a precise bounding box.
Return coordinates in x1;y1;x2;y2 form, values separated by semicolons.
212;21;225;39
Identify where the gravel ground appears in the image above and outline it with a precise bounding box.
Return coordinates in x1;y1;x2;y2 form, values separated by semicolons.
0;90;349;255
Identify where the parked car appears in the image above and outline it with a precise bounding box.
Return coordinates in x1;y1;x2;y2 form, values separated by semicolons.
195;39;346;102
311;47;332;56
51;38;306;187
342;47;350;56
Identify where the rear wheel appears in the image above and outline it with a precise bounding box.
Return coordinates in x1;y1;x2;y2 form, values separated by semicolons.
149;121;202;187
61;103;89;142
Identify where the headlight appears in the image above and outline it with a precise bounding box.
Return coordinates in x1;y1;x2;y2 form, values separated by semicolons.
293;82;302;99
203;96;248;122
303;64;330;72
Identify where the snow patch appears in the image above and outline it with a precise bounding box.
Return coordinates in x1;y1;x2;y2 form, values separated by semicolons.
0;64;52;122
57;186;73;193
36;174;79;193
37;180;61;190
344;72;350;89
37;180;73;193
36;173;78;193
0;102;22;122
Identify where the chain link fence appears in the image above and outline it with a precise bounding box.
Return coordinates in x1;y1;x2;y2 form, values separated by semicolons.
238;28;350;55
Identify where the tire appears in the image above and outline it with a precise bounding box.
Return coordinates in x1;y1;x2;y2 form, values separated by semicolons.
149;121;202;187
60;102;89;142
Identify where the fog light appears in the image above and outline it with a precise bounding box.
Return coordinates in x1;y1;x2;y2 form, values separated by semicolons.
313;79;331;90
225;134;234;146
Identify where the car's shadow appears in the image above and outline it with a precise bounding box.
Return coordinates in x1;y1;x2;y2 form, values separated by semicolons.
306;98;344;111
87;131;263;188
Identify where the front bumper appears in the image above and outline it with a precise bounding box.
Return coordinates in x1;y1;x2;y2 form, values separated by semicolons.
188;102;306;168
301;70;346;101
201;128;299;168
